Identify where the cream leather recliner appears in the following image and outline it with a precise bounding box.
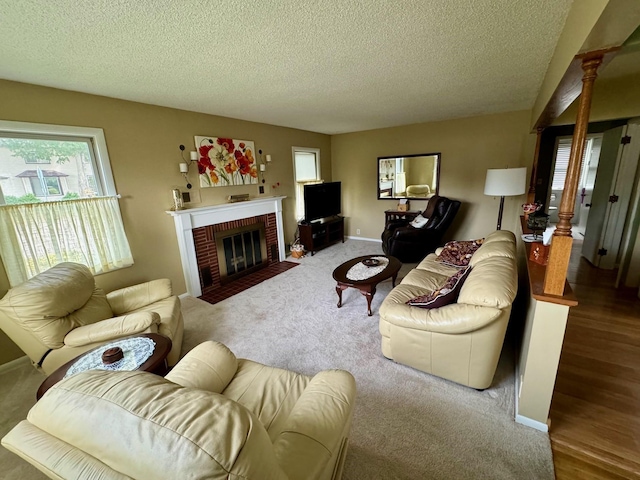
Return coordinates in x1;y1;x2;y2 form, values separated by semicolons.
406;184;431;197
2;341;357;480
0;262;183;374
379;230;517;389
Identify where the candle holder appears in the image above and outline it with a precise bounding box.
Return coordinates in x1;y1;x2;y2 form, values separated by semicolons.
178;144;199;189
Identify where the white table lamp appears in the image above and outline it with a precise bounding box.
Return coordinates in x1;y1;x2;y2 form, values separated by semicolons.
484;167;527;230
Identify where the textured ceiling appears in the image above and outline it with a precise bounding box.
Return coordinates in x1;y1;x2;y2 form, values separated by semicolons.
0;0;575;134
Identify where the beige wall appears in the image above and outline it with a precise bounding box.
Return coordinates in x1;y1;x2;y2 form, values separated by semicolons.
0;79;331;364
555;71;640;125
332;110;536;242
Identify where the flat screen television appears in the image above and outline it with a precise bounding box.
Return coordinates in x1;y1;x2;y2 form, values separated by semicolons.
304;182;341;223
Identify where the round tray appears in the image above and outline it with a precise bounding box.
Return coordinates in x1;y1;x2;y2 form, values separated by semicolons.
362;258;381;267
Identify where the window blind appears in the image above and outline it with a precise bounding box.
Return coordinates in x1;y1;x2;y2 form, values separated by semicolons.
552;138;592;190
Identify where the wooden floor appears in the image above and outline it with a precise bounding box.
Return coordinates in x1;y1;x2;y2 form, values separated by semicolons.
549;240;640;479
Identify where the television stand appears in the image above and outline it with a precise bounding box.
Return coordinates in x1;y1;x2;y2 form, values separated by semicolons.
299;216;344;256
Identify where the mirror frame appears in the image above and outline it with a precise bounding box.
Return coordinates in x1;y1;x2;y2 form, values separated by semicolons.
377;152;441;200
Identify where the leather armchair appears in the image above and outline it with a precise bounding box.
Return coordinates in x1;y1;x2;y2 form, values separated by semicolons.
2;341;357;480
0;262;183;374
382;195;461;262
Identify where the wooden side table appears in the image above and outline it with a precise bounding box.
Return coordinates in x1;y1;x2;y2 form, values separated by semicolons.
36;333;172;400
384;210;421;228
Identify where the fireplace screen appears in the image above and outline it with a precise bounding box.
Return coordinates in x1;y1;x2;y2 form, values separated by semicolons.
214;222;268;284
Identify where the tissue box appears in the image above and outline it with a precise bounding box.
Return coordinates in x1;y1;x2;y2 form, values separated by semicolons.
397;201;410;212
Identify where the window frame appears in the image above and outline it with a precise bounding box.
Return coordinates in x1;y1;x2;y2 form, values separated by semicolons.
0;121;130;285
0;120;116;199
292;146;322;221
292;146;321;182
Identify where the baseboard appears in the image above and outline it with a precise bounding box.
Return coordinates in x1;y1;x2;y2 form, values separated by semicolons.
515;413;549;432
0;355;30;374
346;236;382;243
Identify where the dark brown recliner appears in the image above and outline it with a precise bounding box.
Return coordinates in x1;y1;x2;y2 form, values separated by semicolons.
381;195;461;262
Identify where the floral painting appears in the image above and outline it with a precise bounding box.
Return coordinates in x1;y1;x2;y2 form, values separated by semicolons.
194;136;258;188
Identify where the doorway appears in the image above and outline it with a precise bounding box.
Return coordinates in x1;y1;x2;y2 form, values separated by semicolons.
548;134;603;238
543;119;640;287
581;121;640;273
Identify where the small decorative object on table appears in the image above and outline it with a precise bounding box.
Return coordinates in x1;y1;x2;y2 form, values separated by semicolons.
227;194;250;203
522;201;542;216
530;243;550;265
522;201;543;225
397;199;410;212
101;347;124;365
524;210;550;242
362;258;381;267
171;188;184;211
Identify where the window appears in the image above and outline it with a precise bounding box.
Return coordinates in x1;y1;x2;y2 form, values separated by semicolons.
551;136;596;190
0;131;107;203
29;176;63;197
0;120;131;286
24;157;50;164
292;147;321;220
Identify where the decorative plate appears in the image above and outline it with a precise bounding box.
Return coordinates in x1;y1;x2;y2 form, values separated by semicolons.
362;258;381;267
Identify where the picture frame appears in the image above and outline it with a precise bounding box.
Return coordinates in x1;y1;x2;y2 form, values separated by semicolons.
194;136;258;188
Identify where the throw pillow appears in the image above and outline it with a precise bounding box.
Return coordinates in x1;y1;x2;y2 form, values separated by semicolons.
409;214;429;229
407;267;471;309
436;239;484;266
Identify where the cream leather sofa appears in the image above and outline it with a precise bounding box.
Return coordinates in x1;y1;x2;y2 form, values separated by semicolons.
379;230;517;389
2;341;357;480
0;262;183;374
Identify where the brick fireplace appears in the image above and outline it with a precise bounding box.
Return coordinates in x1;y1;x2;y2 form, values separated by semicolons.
194;213;279;295
167;196;286;297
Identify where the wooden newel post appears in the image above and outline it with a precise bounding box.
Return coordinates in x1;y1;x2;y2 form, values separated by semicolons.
527;128;543;205
544;55;602;296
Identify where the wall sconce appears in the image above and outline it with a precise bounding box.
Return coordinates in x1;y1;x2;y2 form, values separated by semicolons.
178;144;198;189
257;149;272;184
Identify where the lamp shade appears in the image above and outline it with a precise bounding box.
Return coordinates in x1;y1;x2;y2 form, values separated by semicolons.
484;167;527;196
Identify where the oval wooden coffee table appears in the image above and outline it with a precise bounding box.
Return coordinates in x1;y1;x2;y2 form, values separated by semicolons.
332;255;402;316
36;333;172;400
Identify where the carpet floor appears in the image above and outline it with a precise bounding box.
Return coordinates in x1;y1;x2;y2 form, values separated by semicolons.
0;239;554;479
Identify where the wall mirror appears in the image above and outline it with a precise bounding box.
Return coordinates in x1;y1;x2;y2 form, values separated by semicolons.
377;153;440;200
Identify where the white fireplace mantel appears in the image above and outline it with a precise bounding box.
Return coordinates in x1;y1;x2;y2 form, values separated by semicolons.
167;196;286;297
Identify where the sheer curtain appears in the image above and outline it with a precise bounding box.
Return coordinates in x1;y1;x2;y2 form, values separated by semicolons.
0;196;133;286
